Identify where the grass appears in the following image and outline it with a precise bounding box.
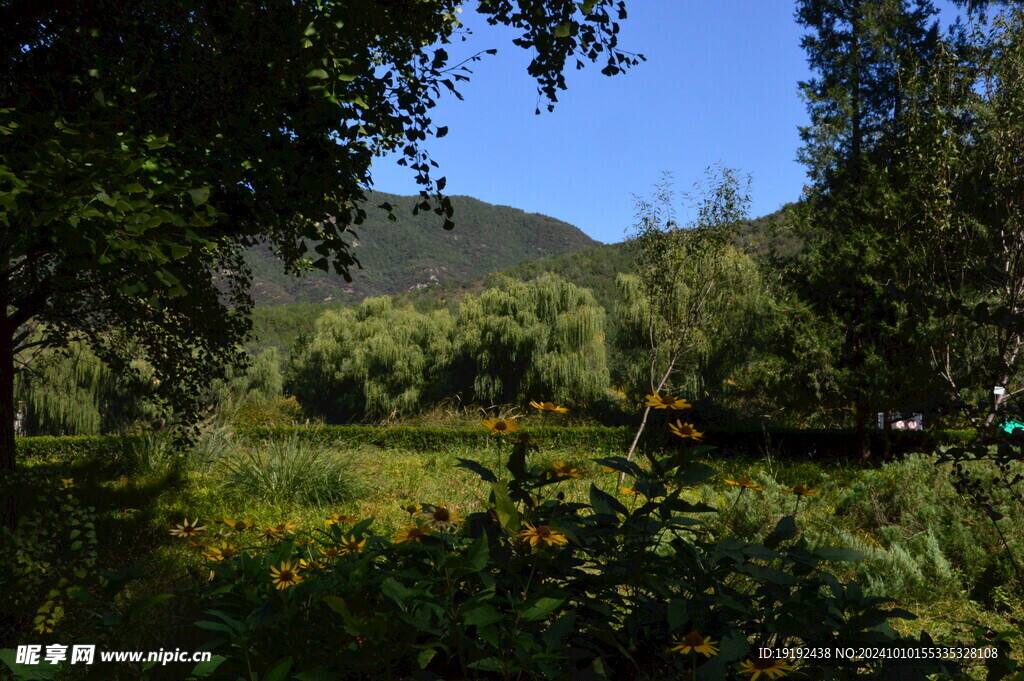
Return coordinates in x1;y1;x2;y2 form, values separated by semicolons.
6;431;1024;678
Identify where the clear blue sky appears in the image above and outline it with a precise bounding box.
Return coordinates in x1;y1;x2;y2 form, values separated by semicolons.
369;1;964;245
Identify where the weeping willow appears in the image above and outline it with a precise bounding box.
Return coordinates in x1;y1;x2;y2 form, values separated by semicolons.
288;297;456;421
13;342;165;435
456;273;610;406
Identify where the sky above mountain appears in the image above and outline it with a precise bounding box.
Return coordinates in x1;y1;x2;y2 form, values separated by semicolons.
369;0;966;244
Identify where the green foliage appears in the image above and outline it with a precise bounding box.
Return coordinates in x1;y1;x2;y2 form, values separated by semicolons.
213;434;371;507
289;297;456;421
172;430;950;681
0;471;100;643
456;274;610;406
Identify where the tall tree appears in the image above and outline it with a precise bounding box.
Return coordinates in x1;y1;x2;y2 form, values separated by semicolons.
790;0;943;454
0;1;642;508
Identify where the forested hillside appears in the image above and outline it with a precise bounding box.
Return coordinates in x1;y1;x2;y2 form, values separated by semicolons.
245;191;600;304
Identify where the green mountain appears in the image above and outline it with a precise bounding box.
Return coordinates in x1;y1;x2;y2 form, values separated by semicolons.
246;191;601;305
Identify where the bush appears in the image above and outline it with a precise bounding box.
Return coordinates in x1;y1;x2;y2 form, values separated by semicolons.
170;428;958;681
213;433;371;506
230;395;304;428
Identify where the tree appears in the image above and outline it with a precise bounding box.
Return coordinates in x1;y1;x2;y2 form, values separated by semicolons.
455;273;610;406
0;1;642;505
790;0;945;455
616;167;751;464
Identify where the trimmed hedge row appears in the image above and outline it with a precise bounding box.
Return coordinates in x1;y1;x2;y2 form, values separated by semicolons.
14;426;977;463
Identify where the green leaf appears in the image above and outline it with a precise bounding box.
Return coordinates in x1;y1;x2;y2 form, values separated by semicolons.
456;458;497;483
543;609;577;648
468;657;504;672
589;483;627;516
188;187;210;205
190;656;227;678
381;577;412;605
464;605;502;627
0;649;62;680
491;480;521;532
306;69;329;79
521;597;564;621
554;22;572;37
264;657;293;681
773;515;797;541
667;600;689;630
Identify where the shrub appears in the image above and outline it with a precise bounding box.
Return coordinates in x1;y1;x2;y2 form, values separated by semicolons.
174;422;956;681
214;433;370;506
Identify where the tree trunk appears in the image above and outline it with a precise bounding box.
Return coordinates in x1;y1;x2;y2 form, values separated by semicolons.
855;402;872;460
0;315;16;532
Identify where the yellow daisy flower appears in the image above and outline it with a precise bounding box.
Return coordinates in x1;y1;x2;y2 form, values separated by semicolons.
619;485;641;496
326;514;356;525
482;417;520;435
517;523;569;548
269;561;304;590
725;477;763;492
214;517;256;532
202;542;241;562
393;523;432;544
338;535;368;554
644;393;692;410
670;630;719;657
781;484;819;497
669;420;704;441
60;478;74;488
420;503;463;530
552;461;581;478
169;518;207;538
399;503;422;515
319;545;344;560
529;400;569;413
738;658;796;680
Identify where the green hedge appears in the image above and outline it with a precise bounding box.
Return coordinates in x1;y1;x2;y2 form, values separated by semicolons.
16;434;143;462
12;427;977;464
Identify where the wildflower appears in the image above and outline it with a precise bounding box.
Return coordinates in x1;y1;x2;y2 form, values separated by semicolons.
645;393;692;410
482;417;520;435
393;523;432;544
529;400;569;414
738;658;796;680
269;561;304;590
259;524;293;542
60;478;74;488
725;477;763;492
399;503;422;515
338;535;367;554
517;523;569;548
214;517;255;532
619;485;641;496
552;461;581;478
298;558;326;570
169;518;207;538
781;484;818;497
670;630;719;657
326;514;356;525
202;542;240;562
420;503;463;530
669;420;704;441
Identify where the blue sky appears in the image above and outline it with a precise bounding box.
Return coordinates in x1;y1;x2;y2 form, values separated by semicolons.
370;1;964;245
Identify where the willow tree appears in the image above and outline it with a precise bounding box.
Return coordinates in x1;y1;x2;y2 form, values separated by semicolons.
618;168;751;462
455;273;609;406
289;297;456;421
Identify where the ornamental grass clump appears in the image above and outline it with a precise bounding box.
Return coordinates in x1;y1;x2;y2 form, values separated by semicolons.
214;433;370;506
174;408;961;681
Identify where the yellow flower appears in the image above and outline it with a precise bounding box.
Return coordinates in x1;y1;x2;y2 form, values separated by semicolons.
644;393;692;410
338;535;367;554
169;518;207;538
725;477;763;492
214;517;255;532
482;417;520;435
326;514;356;525
530;400;569;414
298;558;326;570
319;545;344;560
619;485;641;496
269;561;304;590
399;503;422;515
781;484;819;497
202;542;241;562
260;523;295;541
669;630;719;657
552;461;581;478
60;478;74;488
738;658;796;680
420;503;463;530
393;523;432;544
669;420;704;441
517;523;569;548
